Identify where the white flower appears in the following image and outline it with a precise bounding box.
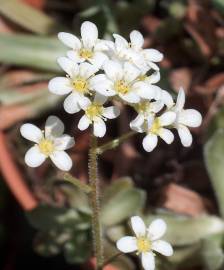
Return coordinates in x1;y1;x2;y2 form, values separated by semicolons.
172;87;202;147
78;93;120;137
48;57;98;114
141;111;176;152
130;99;164;131
58;21;108;68
111;30;163;71
116;216;173;270
20;116;75;171
91;60;156;103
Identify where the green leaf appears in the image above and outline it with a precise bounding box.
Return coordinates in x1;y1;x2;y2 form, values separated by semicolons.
145;213;224;246
0;0;58;34
0;34;66;72
101;179;146;226
204;129;224;217
200;234;224;270
213;0;224;15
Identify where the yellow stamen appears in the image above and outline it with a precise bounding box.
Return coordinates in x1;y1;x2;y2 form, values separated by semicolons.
85;103;103;121
134;101;150;114
39;139;54;156
138;75;147;81
150;118;161;134
79;48;93;60
72;77;89;93
114;80;130;95
137;237;151;253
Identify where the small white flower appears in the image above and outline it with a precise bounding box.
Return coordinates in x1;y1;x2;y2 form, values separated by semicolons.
78;93;120;137
20;116;75;171
91;60;156;103
116;216;173;270
141;111;176;152
111;30;163;71
130;99;164;131
58;21;108;68
172;87;202;147
49;57;98;114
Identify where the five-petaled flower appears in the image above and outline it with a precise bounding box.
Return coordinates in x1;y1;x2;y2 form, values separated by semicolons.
20;116;75;171
116;216;173;270
171;87;202;147
78;93;120;137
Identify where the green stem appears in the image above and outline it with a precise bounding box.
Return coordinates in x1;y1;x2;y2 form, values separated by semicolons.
96;131;136;155
63;173;92;193
89;134;104;270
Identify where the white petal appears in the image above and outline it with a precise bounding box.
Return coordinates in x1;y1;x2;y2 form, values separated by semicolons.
145;71;160;84
116;236;137;253
123;62;141;82
131;216;146;237
90;75;115;96
94;93;107;104
141;252;155;270
79;62;98;79
90;51;108;69
57;57;78;77
25;145;46;167
151;101;164;113
142;133;158;152
81;21;98;49
103;106;120;119
58;32;81;50
152;240;173;256
175;87;185;111
20;124;43;143
103;60;123;81
130;30;144;50
177;125;193;147
78;95;91;110
143;49;163;62
148;219;167;241
159;112;176;126
113;33;129;51
54;135;75;151
50;151;72;171
135;82;156;100
48;77;72;95
45;115;64;137
121;91;140;103
78;115;91;131
130;114;145;129
161;90;174;108
158;128;174;144
67;50;83;63
93;118;106;137
148;61;160;71
179;109;202;127
63;93;81;114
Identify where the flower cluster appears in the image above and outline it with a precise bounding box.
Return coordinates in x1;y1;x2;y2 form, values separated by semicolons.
117;216;173;270
21;20;202;169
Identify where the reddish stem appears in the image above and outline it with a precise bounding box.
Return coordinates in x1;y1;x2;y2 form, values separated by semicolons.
0;131;38;211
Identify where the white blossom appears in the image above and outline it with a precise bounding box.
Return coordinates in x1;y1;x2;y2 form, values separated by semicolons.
58;21;108;68
78;93;120;137
117;216;173;270
48;57;98;114
20;116;75;171
91;60;157;103
138;111;176;152
172;87;202;147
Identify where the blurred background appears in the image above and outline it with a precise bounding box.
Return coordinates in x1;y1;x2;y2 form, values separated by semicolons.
0;0;224;269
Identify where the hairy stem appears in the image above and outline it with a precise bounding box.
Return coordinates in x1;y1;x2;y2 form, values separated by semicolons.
89;134;104;270
96;131;136;155
63;173;92;193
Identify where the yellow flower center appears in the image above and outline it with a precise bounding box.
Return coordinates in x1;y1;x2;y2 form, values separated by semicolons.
150;118;161;134
72;77;89;93
134;101;150;114
85;103;103;121
137;237;151;253
79;48;93;60
39;139;54;156
114;80;130;95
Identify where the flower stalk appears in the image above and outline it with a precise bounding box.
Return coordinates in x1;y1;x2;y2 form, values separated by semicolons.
89;134;104;270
